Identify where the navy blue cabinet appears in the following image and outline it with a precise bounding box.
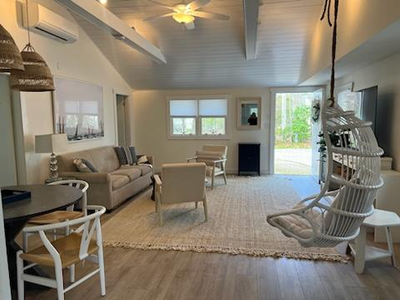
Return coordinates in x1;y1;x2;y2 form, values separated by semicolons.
238;143;261;176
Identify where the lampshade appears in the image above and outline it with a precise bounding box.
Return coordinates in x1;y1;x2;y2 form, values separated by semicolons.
0;24;24;72
172;13;195;24
35;134;67;153
10;44;55;91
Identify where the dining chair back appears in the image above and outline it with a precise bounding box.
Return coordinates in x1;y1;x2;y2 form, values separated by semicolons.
17;205;106;300
47;180;89;215
23;180;90;252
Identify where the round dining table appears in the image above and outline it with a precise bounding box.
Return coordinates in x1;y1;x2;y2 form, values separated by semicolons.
2;184;83;293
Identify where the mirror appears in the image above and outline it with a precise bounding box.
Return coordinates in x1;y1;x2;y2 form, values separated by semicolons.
237;97;262;130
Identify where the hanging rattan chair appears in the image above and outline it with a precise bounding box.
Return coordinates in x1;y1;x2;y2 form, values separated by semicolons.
267;100;383;248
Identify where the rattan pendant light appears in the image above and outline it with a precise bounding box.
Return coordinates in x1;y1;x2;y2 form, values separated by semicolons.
10;0;54;91
0;24;24;72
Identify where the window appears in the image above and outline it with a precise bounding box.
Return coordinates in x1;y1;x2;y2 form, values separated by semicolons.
169;100;197;136
168;97;228;139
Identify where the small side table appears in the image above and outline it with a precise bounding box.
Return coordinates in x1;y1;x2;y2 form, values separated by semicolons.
45;176;75;184
348;209;400;273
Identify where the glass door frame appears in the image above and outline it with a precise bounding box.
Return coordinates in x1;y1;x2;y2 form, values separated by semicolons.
269;86;326;175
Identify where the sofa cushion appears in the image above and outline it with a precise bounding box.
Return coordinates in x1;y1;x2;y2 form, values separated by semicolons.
131;165;153;176
89;147;120;173
110;175;130;191
111;167;141;181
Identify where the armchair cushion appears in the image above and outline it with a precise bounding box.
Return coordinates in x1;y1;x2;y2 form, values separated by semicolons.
196;150;225;160
161;163;206;204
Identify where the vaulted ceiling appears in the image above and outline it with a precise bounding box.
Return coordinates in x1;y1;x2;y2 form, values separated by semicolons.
73;0;324;89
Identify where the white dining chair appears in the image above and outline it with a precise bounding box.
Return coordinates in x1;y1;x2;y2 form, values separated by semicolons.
23;180;89;252
17;205;106;300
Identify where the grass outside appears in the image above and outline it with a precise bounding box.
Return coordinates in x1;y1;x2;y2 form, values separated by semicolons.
275;142;311;149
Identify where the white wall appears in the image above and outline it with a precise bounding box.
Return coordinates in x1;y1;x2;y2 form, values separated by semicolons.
132;89;271;174
301;0;400;83
0;75;18;187
0;0;133;184
0;191;11;300
335;52;400;171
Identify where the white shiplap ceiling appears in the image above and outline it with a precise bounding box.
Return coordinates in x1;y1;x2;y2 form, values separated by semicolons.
73;0;324;89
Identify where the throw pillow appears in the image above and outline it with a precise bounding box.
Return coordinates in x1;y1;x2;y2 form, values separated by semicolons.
114;146;138;166
137;155;148;165
73;158;93;173
114;147;129;166
129;146;138;164
81;159;98;172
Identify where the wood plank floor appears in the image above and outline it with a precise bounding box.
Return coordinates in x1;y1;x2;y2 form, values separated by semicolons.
24;176;400;300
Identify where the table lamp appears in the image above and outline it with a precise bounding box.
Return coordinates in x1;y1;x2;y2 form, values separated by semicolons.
35;134;67;180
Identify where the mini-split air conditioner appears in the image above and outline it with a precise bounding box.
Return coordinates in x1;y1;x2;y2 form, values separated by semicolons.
22;2;79;43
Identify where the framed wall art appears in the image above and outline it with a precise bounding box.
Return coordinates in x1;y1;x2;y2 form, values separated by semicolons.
53;77;104;142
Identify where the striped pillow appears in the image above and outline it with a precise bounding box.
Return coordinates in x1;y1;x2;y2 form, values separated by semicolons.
114;146;137;166
73;158;93;173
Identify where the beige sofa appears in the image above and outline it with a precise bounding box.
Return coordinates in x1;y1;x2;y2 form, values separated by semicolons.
57;146;153;210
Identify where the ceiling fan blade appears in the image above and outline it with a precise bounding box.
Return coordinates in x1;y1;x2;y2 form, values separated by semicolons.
144;12;175;21
184;21;195;30
190;11;230;20
187;0;211;11
148;0;173;10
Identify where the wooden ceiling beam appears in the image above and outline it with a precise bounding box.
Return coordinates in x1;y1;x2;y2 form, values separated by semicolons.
243;0;260;60
55;0;167;64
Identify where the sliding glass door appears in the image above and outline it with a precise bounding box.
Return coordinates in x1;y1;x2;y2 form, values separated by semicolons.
271;87;324;177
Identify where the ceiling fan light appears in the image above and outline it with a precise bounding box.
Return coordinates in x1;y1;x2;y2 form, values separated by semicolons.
173;13;195;24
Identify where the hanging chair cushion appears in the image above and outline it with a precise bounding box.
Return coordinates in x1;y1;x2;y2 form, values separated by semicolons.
271;203;323;239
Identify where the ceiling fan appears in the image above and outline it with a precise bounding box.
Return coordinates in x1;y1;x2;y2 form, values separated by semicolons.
144;0;230;30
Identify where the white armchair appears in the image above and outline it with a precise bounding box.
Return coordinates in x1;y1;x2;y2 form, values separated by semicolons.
154;163;208;226
187;145;228;190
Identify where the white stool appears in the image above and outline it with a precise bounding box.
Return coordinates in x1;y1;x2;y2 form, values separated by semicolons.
348;209;400;274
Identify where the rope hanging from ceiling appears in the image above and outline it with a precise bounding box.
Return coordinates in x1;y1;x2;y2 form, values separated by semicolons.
320;0;340;104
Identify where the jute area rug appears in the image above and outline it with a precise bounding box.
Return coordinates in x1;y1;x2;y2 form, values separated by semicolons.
102;176;347;262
